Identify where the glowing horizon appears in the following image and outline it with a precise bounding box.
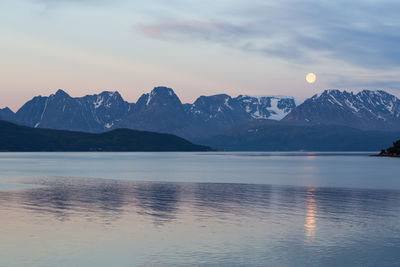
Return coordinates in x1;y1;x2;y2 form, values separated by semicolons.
1;0;400;110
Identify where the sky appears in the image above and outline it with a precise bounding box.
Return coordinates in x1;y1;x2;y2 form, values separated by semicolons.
1;0;400;111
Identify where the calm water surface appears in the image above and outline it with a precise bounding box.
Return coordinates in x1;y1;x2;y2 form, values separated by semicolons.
0;152;399;266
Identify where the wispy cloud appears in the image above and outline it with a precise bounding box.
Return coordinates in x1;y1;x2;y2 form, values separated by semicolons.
32;0;109;8
34;0;103;3
330;76;400;90
136;0;400;69
137;20;258;43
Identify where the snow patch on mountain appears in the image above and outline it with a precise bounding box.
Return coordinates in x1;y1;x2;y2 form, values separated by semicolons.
283;89;400;130
238;95;298;121
94;96;104;109
224;97;233;110
146;93;153;106
268;98;287;120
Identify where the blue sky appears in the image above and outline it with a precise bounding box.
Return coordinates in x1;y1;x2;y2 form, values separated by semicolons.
1;0;400;110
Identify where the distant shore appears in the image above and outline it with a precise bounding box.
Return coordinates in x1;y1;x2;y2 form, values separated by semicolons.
376;139;400;157
376;152;400;157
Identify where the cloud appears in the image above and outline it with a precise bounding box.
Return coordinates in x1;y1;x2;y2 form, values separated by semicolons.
136;0;400;69
330;77;400;91
322;69;400;91
137;21;257;42
34;0;102;3
32;0;109;7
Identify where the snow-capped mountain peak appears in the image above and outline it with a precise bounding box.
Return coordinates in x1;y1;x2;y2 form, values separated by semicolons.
283;89;400;130
235;95;298;120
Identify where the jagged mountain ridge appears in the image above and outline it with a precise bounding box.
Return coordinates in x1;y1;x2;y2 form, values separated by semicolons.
282;89;400;130
6;87;298;138
0;107;15;122
117;87;197;138
15;90;133;133
3;87;400;142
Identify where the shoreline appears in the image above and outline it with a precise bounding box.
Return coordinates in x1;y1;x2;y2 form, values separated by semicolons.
375;153;400;158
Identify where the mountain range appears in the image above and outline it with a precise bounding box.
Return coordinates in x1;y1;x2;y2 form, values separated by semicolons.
2;86;400;151
283;89;400;131
2;87;298;139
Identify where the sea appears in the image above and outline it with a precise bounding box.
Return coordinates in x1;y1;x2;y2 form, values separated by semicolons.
0;152;399;266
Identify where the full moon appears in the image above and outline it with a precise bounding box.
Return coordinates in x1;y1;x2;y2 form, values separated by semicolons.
306;73;317;84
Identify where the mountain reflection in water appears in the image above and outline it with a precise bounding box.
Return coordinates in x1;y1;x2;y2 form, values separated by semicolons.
1;177;400;266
